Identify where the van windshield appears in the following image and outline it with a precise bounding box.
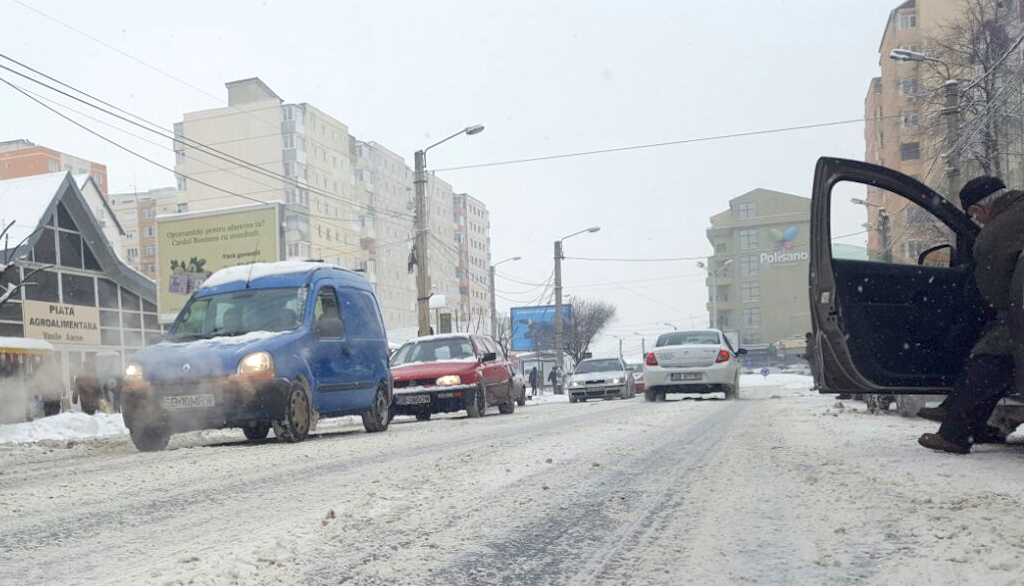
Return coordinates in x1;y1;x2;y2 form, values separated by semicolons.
656;331;721;347
169;287;306;342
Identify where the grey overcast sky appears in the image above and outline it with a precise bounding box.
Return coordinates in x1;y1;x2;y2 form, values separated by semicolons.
0;0;899;356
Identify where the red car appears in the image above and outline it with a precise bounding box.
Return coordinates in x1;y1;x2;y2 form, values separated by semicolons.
389;334;519;420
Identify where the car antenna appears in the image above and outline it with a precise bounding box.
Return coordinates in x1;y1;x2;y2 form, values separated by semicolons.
243;235;262;289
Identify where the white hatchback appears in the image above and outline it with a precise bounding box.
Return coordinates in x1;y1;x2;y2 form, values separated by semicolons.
643;329;745;401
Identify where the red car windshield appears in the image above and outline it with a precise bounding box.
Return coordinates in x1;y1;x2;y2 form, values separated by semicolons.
391;338;477;366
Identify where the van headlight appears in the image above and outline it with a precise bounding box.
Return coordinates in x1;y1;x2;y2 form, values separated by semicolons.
436;375;462;386
238;352;275;378
125;362;144;382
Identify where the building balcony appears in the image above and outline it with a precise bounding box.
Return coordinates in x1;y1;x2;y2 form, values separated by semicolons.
706;276;733;287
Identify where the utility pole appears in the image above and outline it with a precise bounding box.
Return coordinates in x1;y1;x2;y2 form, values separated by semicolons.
944;79;962;201
554;239;565;394
414;149;431;337
412;125;486;338
634;332;646;359
489;264;498;337
878;210;892;263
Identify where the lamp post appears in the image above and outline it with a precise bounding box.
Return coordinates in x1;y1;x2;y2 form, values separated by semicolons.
633;332;646;358
612;335;624;360
851;198;892;262
663;322;677;331
698;259;733;329
890;49;961;199
415;124;485;336
554;226;600;393
490;255;521;337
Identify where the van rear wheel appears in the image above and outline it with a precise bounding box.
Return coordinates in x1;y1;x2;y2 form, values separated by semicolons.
361;383;391;433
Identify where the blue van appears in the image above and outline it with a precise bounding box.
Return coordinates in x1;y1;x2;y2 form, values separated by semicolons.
121;261;392;451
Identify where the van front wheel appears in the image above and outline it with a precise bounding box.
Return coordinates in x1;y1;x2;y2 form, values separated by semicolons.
274;381;311;443
361;383;391;433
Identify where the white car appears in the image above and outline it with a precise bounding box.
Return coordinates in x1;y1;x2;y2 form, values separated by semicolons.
567;357;636;403
643;329;746;401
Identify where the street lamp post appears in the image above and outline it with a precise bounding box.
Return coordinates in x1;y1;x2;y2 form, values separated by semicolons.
554;226;600;393
612;335;624;360
851;198;892;262
890;49;961;199
663;322;677;331
489;256;521;337
633;332;646;358
415;124;485;337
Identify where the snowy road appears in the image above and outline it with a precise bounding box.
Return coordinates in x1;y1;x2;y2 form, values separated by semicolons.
3;377;1024;585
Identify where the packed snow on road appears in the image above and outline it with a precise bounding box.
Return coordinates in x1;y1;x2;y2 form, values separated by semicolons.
3;375;1024;586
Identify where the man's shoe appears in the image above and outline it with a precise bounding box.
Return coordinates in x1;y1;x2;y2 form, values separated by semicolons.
917;406;947;423
918;433;970;454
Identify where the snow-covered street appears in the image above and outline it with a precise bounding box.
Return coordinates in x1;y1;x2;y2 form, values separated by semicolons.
3;376;1024;586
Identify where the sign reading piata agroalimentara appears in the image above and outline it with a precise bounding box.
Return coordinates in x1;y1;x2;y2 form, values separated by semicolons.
23;300;101;345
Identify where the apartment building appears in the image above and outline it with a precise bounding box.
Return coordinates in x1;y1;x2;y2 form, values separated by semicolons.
109;187;183;279
172;77;483;334
0;139;108;195
454;192;492;332
705;188;811;351
865;0;1024;262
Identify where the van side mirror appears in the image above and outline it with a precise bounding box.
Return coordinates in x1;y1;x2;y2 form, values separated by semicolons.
315;317;344;339
736;348;748;356
481;352;497;363
918;243;953;266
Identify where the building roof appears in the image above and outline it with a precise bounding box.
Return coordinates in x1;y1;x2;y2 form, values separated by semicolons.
0;172;155;299
72;174;125;236
0;172;69;246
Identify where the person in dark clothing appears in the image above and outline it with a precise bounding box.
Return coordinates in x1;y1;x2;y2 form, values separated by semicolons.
919;177;1024;454
547;367;559;391
529;367;540;395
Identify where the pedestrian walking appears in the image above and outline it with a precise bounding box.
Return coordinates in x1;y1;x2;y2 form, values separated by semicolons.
548;367;559;393
529;366;540;396
760;367;770;379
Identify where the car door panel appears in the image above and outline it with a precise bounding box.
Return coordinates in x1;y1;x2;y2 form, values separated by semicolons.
810;158;978;395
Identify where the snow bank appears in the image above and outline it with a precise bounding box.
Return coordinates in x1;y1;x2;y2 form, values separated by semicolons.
0;412;128;444
740;373;814;399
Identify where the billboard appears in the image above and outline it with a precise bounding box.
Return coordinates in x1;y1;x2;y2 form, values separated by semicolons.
510;304;572;352
157;203;283;322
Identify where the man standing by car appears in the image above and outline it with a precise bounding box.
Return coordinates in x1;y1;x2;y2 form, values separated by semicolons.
919;176;1024;454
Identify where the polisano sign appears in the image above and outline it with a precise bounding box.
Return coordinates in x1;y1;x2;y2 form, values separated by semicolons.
23;300;101;346
759;250;809;265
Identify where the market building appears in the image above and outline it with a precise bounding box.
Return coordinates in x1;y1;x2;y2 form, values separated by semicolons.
0;172;159;402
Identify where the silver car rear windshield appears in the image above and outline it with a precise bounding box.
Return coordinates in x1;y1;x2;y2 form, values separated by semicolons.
655;331;721;347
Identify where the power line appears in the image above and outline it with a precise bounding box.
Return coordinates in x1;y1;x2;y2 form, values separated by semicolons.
433;115;907;172
0;54;415;222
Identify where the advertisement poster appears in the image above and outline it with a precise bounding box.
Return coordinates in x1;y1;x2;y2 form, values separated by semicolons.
156;204;282;322
510;304;572;352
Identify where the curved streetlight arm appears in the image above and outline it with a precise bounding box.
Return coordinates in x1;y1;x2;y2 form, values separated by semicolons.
423;125;486;153
492;256;522;268
560;226;601;242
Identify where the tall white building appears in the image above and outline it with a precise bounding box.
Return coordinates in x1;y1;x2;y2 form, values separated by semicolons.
171;77;486;335
454;192;492;332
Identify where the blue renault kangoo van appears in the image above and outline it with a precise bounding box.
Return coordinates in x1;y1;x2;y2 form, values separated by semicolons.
122;261;392;451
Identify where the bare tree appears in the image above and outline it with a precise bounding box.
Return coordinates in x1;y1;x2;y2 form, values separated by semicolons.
921;0;1024;187
0;221;51;309
494;316;513;357
563;298;617;368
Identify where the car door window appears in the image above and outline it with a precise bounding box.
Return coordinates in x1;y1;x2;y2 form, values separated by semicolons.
313;286;343;338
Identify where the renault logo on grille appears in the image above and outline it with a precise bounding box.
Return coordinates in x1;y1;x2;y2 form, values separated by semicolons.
182;363;191;372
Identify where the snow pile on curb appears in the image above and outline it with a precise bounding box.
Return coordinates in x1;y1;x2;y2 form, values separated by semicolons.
526;394;570;406
0;412;128;444
740;373;814;398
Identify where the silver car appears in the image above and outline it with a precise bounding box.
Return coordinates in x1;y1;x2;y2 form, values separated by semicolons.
567;358;636;403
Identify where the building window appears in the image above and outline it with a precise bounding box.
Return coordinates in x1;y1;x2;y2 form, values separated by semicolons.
48;159;58;172
736;202;757;219
738;229;758;251
899;78;919;97
741;282;760;303
176;175;188;191
284;162;295;177
175;150;185;165
742;307;761;328
739;255;759;277
126;247;138;259
283;107;294;121
896;9;917;29
177;203;188;213
283;134;295;150
144;226;154;238
715;242;727;253
143;244;156;257
742;332;762;345
900;142;920;161
901;112;920;128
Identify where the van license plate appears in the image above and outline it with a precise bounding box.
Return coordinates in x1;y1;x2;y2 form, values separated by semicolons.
671;373;702;381
396;395;430;405
162;395;216;410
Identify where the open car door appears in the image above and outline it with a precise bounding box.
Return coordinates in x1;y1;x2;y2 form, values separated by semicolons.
810;158;979;395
